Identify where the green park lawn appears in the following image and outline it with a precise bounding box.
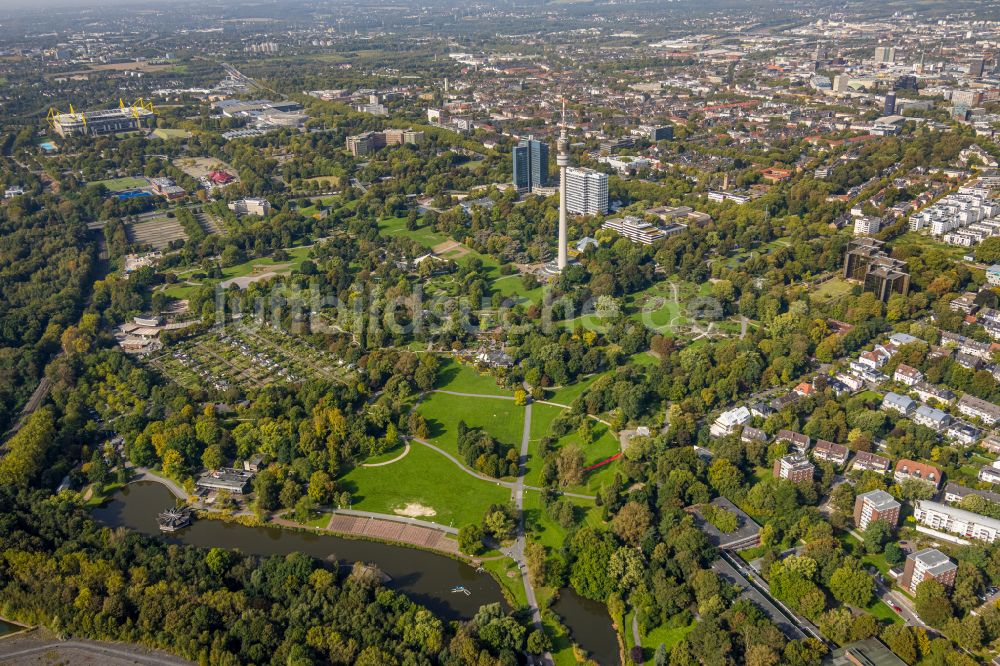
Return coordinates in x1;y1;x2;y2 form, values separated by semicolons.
523;489;599;550
629;351;661;368
866;599;902;624
810;277;855;303
417;391;524;457
340;443;509;528
491;273;543;304
627;280;692;332
219;245;313;281
525;403;564;486
361;442;409;465
481;557;528;608
544;372;607;406
572;424;623;493
160;283;202;300
433;357;513;396
558;313;610;335
527;407;622;494
842;533;894;578
377;216;505;282
296;196;340;218
891;231;969;262
378;216;451;249
162;246;315;298
639;620;697;661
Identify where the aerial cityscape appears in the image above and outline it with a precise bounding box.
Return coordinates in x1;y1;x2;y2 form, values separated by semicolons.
8;0;1000;664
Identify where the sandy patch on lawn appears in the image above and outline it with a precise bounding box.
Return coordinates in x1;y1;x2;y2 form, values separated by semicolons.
432;239;472;259
394;503;437;517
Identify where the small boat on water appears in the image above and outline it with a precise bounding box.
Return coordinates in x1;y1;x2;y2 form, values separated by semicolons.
157;507;192;532
450;586;471;596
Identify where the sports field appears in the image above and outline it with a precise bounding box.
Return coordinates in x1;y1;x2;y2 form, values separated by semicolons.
93;176;148;191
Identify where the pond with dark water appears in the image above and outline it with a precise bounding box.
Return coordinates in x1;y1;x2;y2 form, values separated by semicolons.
92;481;501;620
94;481;621;663
552;586;620;665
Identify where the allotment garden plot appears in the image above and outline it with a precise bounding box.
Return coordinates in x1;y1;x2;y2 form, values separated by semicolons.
128;215;188;250
149;325;351;392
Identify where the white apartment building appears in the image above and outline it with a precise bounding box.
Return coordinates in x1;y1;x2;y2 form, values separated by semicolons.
228;198;271;216
908;188;1000;248
958;394;1000;426
602;216;683;245
854;216;881;236
914;500;1000;543
710;406;751;438
565;167;609;216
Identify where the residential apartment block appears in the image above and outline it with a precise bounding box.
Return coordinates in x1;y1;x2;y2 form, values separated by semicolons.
773;453;815;483
957;394;1000;426
913;500;1000;543
899;547;957;594
854;489;901;530
565;167;609;216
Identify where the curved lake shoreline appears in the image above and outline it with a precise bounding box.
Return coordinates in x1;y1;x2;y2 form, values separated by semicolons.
93;481;621;663
92;482;502;620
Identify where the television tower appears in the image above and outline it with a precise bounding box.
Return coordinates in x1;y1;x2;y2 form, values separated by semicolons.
556;99;570;270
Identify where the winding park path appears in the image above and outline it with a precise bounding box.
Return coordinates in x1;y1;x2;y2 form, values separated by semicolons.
360;442;411;467
0;636;193;666
131;466;188;500
420;385;604;666
409;436;596;501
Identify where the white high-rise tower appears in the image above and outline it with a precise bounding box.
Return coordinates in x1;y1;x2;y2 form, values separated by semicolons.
556;100;570;270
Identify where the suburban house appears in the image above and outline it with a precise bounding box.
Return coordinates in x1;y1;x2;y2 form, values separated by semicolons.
893;364;923;386
979;462;1000;485
912;381;956;405
889;332;924;347
945;420;981;446
983;433;1000;454
958;394;1000;426
770;393;801;411
858;350;887;369
710;406;752;438
852;451;890;474
943;482;1000;507
894;459;942;489
794;382;816;398
913;404;951;431
741;426;769;444
882;392;916;415
875;341;899;358
776;429;811;453
813;440;850;466
835;373;864;392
